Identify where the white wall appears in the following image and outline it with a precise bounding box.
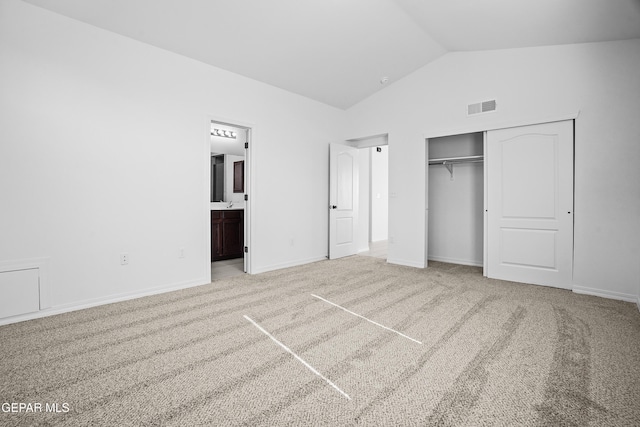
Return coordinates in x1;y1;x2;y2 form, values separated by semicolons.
0;0;345;322
346;39;640;301
370;146;388;242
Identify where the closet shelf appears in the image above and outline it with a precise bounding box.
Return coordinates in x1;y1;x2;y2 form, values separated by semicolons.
428;155;484;165
429;155;483;180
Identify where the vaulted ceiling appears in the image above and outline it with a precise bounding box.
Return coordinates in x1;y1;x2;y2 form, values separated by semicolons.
22;0;640;109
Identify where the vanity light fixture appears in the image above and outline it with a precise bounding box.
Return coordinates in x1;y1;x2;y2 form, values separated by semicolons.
211;128;237;139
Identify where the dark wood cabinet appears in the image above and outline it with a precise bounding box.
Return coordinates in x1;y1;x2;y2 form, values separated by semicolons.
211;211;223;260
233;160;244;193
211;210;244;261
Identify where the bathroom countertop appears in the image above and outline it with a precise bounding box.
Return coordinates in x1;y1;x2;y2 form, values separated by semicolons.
210;202;245;210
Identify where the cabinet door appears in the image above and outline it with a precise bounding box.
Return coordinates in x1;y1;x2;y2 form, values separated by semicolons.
222;211;243;257
211;212;223;261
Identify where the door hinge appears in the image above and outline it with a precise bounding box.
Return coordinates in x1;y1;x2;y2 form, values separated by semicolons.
244;246;248;253
245;142;249;149
244;194;248;201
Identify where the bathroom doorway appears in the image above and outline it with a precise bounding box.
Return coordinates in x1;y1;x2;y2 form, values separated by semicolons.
209;120;252;279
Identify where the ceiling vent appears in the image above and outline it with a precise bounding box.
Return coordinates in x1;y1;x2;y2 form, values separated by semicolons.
468;99;497;116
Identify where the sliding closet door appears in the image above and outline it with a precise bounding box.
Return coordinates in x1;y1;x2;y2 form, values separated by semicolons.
487;120;573;289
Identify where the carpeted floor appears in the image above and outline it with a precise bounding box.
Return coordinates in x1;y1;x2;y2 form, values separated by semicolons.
1;256;639;426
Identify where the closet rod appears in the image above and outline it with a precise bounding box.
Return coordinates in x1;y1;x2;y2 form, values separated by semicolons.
428;155;484;165
429;155;483;180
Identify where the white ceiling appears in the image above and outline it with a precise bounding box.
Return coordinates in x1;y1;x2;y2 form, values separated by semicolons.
22;0;640;109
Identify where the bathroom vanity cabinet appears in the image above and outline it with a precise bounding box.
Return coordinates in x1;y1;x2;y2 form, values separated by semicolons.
211;210;244;261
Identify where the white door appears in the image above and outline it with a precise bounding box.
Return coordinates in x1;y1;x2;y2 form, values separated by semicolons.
487;120;573;289
329;143;359;259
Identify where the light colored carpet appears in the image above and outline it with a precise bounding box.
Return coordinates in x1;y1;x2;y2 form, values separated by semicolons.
1;256;639;426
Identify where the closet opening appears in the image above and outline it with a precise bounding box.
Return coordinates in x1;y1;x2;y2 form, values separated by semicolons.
427;132;485;269
426;119;574;289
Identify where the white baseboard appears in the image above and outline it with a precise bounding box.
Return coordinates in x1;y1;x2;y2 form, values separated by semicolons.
0;277;210;326
572;285;638;303
252;255;327;275
427;255;483;267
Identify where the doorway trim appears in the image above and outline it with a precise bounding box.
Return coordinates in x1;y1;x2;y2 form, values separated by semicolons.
206;115;255;276
423;112;580;140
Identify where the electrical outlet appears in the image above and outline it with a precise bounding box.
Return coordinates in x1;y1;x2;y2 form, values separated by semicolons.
179;247;185;258
120;253;129;265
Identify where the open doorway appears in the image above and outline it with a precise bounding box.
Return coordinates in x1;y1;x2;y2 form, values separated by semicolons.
348;134;389;260
209;120;251;280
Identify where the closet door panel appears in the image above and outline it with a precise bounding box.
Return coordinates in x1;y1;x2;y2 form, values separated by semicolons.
501;136;557;219
499;228;556;268
487;120;573;289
